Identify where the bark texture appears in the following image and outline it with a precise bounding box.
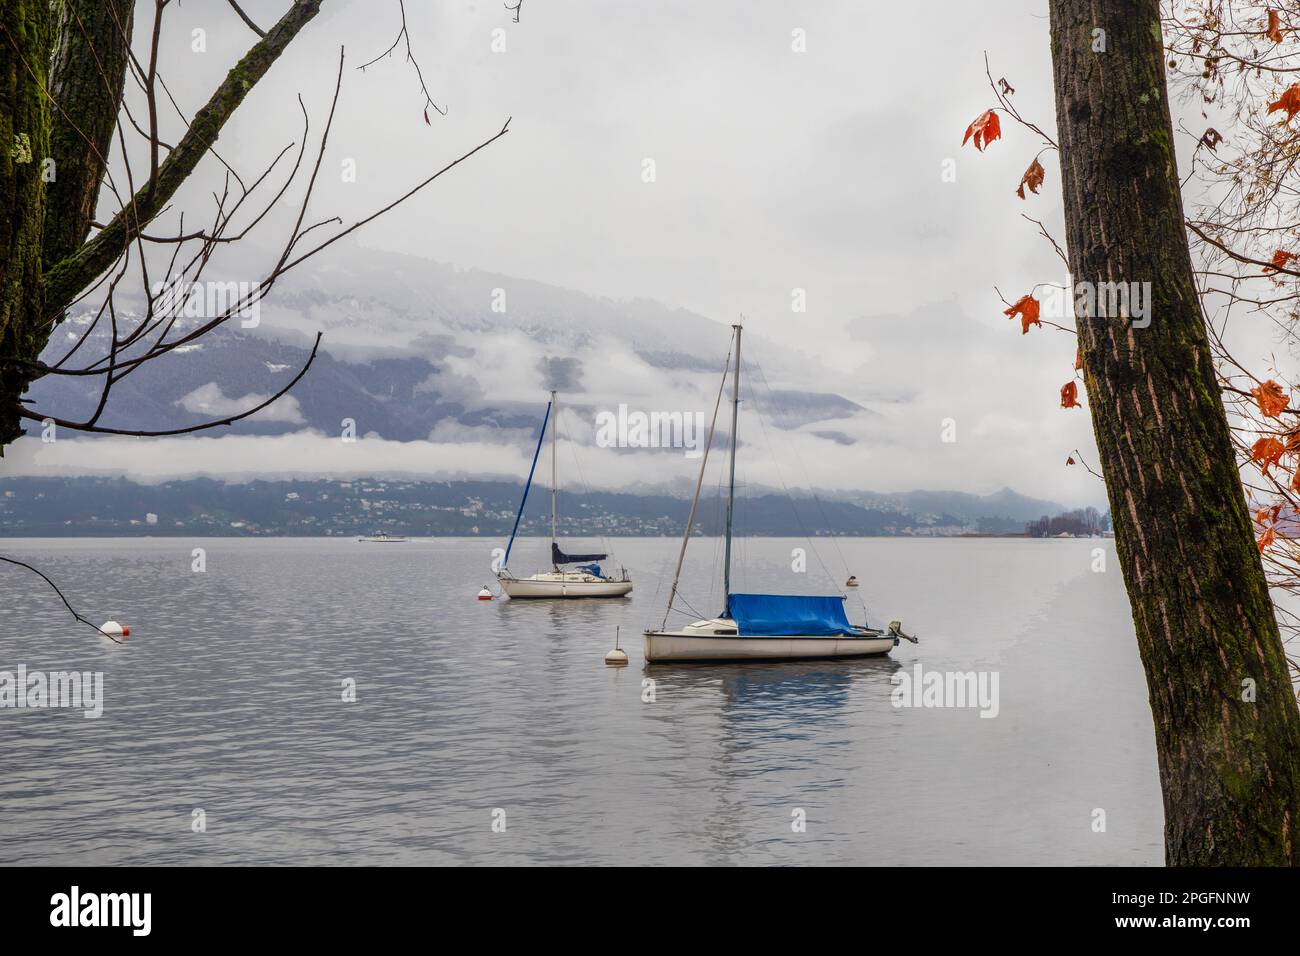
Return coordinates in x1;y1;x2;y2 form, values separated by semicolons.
1049;0;1300;864
0;0;53;449
44;0;137;269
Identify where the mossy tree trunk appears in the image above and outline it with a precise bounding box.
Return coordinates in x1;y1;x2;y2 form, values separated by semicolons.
44;0;137;269
1049;0;1300;864
0;0;53;447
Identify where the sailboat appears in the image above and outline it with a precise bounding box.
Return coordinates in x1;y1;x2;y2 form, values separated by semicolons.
496;391;633;599
643;324;912;662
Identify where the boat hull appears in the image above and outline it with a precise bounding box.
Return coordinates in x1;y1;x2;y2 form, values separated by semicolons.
643;630;895;662
498;574;632;599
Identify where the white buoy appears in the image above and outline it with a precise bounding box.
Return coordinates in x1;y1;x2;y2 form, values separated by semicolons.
477;587;493;601
605;626;628;666
100;620;130;640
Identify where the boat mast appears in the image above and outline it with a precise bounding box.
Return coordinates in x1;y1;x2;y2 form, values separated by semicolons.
550;389;558;565
723;323;741;610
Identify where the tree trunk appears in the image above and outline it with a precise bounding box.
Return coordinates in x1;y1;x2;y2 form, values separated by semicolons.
0;0;53;450
1048;0;1300;864
44;0;137;269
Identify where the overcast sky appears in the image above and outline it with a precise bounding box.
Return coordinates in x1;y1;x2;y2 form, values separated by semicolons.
9;0;1280;510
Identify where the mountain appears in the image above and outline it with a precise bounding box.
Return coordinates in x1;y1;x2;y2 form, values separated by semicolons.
26;243;867;442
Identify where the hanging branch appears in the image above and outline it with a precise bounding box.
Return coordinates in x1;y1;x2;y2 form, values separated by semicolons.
0;556;126;644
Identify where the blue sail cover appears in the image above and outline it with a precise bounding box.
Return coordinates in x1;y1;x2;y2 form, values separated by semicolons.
727;593;855;636
552;542;607;565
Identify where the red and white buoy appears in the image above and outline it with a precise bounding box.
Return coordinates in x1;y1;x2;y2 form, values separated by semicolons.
477;587;493;601
100;620;130;640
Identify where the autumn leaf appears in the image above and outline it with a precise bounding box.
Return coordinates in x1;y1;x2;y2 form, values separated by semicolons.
1060;380;1081;409
1004;294;1041;334
1268;9;1285;44
1252;379;1291;417
423;106;431;126
1200;127;1223;151
1251;436;1286;475
1259;525;1276;553
1066;455;1076;465
1255;504;1282;526
1266;249;1299;273
1074;348;1082;371
1267;84;1300;121
962;110;1002;152
1016;158;1045;199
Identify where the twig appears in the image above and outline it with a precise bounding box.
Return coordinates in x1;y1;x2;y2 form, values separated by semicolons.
0;556;125;643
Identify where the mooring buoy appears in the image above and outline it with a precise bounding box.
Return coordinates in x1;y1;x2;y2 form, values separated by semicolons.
605;626;628;666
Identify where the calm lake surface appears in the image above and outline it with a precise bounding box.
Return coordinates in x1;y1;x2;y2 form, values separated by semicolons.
0;536;1163;865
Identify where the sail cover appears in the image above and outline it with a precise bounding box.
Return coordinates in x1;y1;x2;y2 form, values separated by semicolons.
727;593;855;636
552;542;607;565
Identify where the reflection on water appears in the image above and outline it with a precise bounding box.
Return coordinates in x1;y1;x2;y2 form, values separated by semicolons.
0;537;1163;865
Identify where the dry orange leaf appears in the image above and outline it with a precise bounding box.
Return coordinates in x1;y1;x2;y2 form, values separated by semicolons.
1252;379;1291;417
1066;455;1076;465
1074;348;1082;371
1259;525;1276;553
1060;380;1081;409
1255;504;1282;526
1269;9;1285;44
962;110;1002;152
1268;84;1300;121
1016;158;1045;199
1251;437;1286;475
1267;249;1299;272
1004;294;1041;334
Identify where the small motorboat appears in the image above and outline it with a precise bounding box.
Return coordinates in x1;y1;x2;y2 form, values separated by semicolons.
358;531;408;543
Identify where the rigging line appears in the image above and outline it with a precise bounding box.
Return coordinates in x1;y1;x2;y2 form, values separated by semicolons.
745;360;875;623
503;399;551;569
674;592;706;621
742;366;839;586
662;334;735;629
564;428;618;562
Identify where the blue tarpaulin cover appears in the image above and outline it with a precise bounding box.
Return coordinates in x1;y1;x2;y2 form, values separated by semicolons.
727;593;855;636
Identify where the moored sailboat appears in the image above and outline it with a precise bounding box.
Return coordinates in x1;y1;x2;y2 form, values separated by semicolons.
643;324;912;662
497;391;632;599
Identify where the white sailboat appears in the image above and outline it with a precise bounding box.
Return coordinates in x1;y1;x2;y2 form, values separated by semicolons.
497;391;633;599
644;324;913;662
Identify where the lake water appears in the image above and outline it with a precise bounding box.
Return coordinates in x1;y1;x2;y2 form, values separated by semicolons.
0;536;1163;865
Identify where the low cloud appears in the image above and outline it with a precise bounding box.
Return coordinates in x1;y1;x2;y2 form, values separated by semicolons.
175;383;304;424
